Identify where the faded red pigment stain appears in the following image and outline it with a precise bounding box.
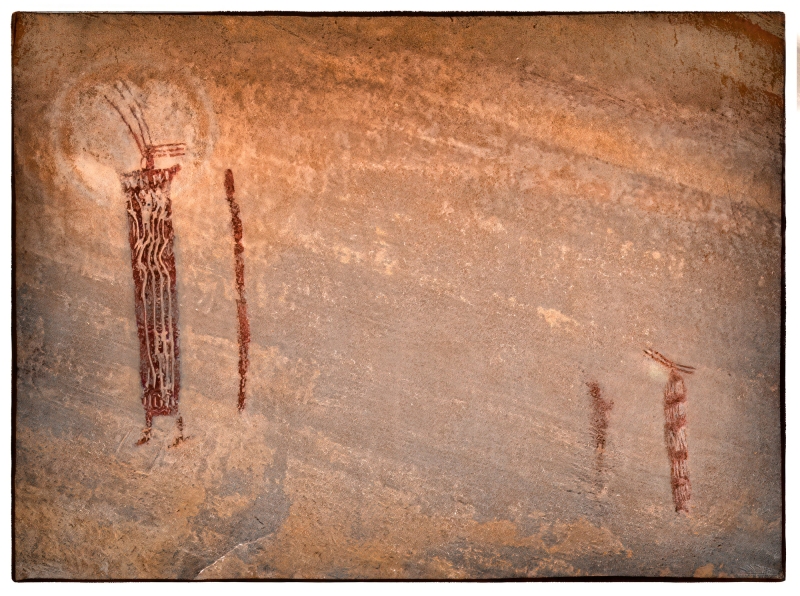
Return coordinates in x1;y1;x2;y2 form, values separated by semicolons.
645;349;695;513
171;416;185;448
586;381;613;488
587;381;613;453
105;81;187;444
224;169;251;411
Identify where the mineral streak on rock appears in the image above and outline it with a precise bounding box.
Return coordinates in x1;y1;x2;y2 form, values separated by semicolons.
123;165;182;439
224;169;250;411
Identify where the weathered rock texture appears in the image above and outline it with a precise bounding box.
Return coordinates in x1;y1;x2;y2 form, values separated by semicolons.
13;13;784;579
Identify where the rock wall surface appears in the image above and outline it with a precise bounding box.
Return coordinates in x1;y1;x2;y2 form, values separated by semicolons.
13;13;784;579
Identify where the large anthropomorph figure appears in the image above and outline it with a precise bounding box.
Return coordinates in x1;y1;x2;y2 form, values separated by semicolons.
106;81;187;444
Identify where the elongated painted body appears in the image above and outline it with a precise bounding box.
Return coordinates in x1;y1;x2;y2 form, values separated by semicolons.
645;348;694;513
122;166;182;435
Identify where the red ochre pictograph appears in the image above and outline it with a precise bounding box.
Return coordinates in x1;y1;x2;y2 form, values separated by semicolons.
224;169;251;412
105;82;187;444
585;380;614;497
586;381;613;474
644;348;695;513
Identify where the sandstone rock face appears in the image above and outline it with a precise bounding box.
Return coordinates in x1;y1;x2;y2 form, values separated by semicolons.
13;13;784;579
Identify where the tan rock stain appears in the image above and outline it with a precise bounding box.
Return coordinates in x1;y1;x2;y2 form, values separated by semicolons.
197;432;631;579
693;563;716;578
537;306;580;329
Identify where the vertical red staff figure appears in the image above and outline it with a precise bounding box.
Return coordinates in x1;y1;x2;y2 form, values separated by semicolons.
224;170;251;411
105;82;187;445
644;348;695;512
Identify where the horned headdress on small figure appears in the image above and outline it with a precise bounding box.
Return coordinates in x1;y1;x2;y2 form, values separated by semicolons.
105;81;187;445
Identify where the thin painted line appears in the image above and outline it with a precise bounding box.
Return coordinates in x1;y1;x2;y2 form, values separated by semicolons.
224;169;251;412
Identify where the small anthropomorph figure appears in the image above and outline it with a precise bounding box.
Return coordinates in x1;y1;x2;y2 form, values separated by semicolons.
644;348;695;513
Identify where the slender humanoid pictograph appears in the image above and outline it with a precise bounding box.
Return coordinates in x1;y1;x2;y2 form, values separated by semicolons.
105;82;187;444
586;381;613;491
644;348;695;512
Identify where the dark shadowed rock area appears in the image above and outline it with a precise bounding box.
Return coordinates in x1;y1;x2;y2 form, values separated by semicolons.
13;13;783;579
